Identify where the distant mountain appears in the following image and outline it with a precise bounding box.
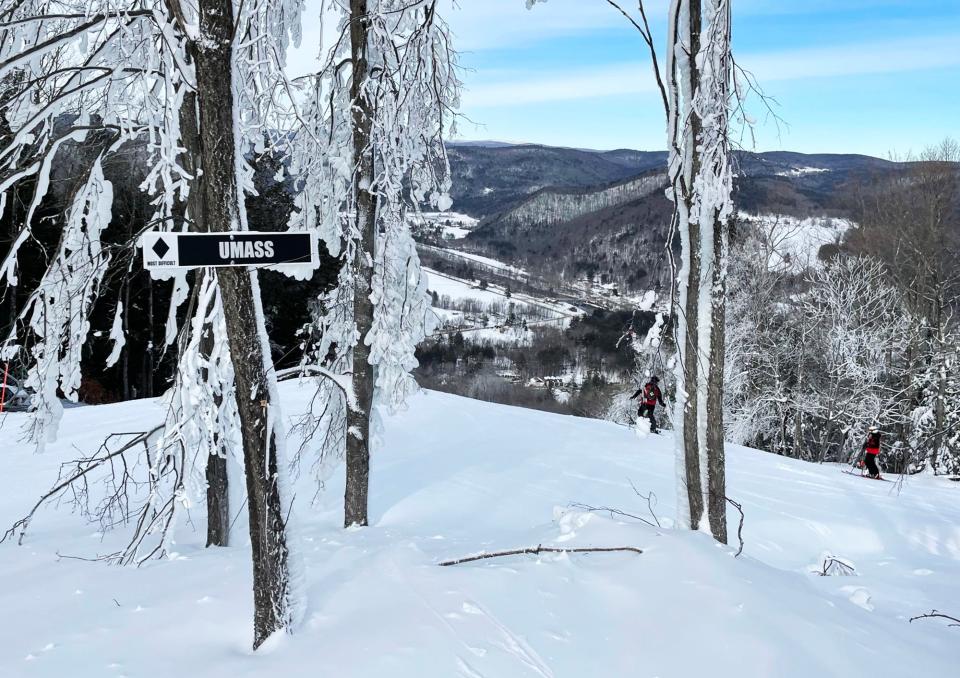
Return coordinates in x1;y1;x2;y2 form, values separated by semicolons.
447;144;662;216
446;142;910;293
484;172;667;231
467;171;673;291
447;142;903;218
447;140;518;148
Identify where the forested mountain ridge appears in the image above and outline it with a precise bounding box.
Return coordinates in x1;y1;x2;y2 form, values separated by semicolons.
480;171;667;231
446;143;666;216
448;141;906;218
446;142;919;292
466;172;673;290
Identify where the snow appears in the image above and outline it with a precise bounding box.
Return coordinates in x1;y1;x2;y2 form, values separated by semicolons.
410;213;479;240
420;244;527;276
442;225;472;239
775;166;830;177
426;268;518;307
1;383;958;677
424;268;581;342
739;212;854;272
466;325;534;346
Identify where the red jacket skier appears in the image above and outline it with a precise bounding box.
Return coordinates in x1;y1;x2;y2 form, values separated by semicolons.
861;426;882;479
630;376;665;433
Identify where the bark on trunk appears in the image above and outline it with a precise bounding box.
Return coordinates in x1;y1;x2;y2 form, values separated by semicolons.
205;450;230;546
202;314;230;547
194;0;291;647
680;214;704;530
706;210;728;543
344;0;377;529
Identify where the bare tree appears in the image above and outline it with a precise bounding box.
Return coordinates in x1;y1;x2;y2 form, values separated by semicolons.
343;0;378;527
288;0;458;526
0;0;306;648
850;139;960;472
568;0;734;541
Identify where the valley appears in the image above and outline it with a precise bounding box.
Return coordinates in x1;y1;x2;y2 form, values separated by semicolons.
408;141;901;417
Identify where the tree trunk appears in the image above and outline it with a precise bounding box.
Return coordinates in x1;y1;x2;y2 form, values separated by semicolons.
669;0;704;533
680;206;704;530
706;210;729;543
931;299;946;473
177;86;230;548
4;187;17;339
344;0;378;528
668;0;730;542
146;276;154;397
194;0;293;648
202;299;230;548
121;281;130;401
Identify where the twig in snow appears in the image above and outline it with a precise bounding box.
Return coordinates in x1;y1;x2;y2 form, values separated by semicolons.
909;610;960;627
438;544;643;567
726;496;745;557
569;503;657;528
628;478;663;528
819;556;856;577
55;550;117;563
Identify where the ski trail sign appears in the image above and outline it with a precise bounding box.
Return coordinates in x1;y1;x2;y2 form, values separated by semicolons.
142;231;319;274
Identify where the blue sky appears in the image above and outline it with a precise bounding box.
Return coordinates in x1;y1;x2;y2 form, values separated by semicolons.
290;1;960;156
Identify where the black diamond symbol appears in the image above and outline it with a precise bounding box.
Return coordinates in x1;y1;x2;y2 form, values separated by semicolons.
152;237;170;258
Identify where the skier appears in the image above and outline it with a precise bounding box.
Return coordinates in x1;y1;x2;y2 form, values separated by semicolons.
860;425;883;479
630;376;665;434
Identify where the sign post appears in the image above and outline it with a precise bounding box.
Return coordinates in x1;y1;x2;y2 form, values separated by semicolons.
142;231;319;272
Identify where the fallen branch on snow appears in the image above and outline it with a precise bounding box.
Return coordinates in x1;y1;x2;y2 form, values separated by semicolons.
909;610;960;627
438;544;642;566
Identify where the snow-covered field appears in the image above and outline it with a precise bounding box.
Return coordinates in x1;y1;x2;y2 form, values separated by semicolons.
424;268;579;341
426;268;519;307
410;212;479;240
775;166;830;177
420;244;528;277
739;212;854;272
1;384;957;677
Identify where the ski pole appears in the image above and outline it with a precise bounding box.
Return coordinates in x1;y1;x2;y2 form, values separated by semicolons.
0;362;8;413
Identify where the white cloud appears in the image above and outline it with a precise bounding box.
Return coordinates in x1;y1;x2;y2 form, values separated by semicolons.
461;33;960;109
462;63;660;108
746;34;960;81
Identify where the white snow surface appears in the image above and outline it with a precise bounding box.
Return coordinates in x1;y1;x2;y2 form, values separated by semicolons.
775;166;830;177
739;212;854;272
1;383;958;677
410;212;479;240
425;269;578;322
426;268;521;307
420;244;528;276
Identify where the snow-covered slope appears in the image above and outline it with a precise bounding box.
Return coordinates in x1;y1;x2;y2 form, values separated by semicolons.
739;212;853;272
1;384;957;677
